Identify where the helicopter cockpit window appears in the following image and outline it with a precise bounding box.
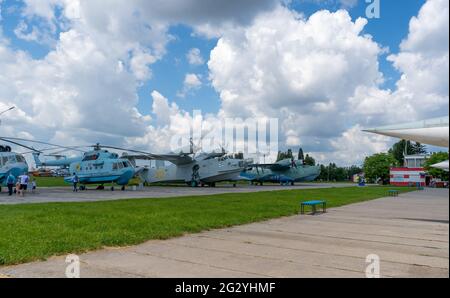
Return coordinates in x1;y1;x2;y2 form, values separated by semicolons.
118;162;124;169
82;154;99;162
8;155;16;163
0;156;7;166
122;162;129;168
112;163;118;171
16;155;26;163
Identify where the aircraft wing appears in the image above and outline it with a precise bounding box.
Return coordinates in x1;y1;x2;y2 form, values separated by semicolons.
431;160;449;172
124;153;194;166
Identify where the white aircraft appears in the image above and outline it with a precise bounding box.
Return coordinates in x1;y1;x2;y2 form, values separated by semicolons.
364;116;449;171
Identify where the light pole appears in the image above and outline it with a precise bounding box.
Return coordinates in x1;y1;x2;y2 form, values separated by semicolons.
0;106;15;125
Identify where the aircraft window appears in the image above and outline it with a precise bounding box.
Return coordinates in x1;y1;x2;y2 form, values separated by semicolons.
1;156;7;165
16;155;26;163
122;162;128;168
8;156;16;163
112;163;118;171
82;154;99;162
118;162;124;169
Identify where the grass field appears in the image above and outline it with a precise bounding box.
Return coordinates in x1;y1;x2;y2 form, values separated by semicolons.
0;186;412;266
31;176;67;187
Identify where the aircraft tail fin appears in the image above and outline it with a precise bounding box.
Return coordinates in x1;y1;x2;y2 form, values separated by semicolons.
32;152;42;167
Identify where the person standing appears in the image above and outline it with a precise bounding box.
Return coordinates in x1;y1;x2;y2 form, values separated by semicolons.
31;179;37;193
6;173;16;196
19;173;29;197
72;173;79;192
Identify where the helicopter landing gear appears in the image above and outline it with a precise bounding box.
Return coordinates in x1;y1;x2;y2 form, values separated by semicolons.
79;185;86;191
121;185;126;191
96;185;104;190
233;183;237;188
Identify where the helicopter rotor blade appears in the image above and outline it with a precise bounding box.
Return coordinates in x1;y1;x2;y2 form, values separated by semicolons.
0;137;87;153
88;144;155;156
0;137;41;153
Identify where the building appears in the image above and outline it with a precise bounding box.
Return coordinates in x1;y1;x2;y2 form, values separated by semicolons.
404;154;429;168
390;167;427;187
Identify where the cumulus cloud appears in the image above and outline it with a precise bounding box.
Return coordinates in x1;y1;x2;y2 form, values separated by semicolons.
4;0;276;151
350;0;449;126
208;7;384;161
186;48;204;65
177;73;202;98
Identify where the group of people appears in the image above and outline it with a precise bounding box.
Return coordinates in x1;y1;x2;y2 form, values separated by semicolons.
5;173;36;197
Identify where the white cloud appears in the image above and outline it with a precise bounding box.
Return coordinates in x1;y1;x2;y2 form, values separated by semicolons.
208;7;384;162
186;48;204;65
177;73;202;98
184;73;202;88
325;125;391;166
350;0;449;126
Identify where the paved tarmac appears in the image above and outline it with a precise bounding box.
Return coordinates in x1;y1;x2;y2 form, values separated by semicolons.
0;183;354;205
0;188;448;278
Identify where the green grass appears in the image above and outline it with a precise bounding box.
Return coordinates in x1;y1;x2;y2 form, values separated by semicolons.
32;176;68;187
0;186;413;266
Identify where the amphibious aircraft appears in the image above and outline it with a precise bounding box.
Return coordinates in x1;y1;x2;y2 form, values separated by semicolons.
238;158;321;185
131;152;248;187
127;140;248;187
364;116;449;171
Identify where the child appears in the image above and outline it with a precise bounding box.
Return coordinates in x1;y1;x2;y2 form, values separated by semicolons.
15;181;21;197
32;179;37;193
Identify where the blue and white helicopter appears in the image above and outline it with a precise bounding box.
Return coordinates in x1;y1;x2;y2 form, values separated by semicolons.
0;137;145;191
0;107;29;191
0;144;28;191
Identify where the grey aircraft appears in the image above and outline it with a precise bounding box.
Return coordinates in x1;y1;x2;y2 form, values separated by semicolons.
238;158;321;185
130;150;248;187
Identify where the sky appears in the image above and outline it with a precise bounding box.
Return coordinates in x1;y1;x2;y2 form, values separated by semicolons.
0;0;448;166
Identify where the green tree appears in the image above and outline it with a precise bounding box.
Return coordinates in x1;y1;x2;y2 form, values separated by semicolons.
424;152;449;181
389;140;413;165
411;142;427;154
304;154;316;166
389;140;428;165
363;153;397;182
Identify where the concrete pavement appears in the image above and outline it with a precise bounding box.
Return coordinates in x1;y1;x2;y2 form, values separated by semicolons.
0;188;448;278
0;183;354;205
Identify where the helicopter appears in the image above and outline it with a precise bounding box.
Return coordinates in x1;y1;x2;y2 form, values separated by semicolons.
239;158;321;186
0;137;142;191
0;144;28;191
0;107;29;192
32;143;140;191
127;139;248;187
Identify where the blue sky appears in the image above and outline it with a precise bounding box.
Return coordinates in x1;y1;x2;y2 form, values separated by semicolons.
0;0;426;116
